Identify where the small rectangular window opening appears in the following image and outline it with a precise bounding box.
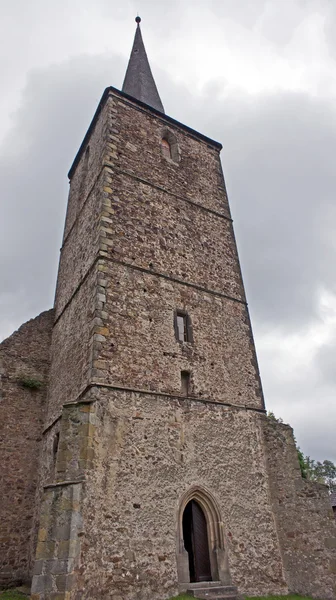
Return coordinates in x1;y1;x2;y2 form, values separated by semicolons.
177;313;187;342
161;138;171;159
174;310;193;344
181;371;190;396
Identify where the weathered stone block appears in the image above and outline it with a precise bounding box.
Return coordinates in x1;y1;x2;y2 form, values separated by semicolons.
31;574;53;593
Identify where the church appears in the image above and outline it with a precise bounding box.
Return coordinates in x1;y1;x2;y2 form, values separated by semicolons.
0;17;335;600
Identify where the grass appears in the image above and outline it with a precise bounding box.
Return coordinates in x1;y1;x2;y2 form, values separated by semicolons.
168;596;194;599
245;597;312;600
168;596;313;600
0;592;28;600
0;591;313;600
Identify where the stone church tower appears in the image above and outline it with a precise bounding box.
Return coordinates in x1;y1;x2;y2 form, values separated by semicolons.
1;17;335;600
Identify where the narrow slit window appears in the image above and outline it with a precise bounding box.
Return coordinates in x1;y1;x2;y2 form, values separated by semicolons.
53;433;60;463
181;371;190;396
175;310;193;343
161;138;171;159
77;145;90;216
161;130;180;163
177;313;187;342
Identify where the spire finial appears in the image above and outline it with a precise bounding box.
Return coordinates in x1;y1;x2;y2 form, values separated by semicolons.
135;16;141;25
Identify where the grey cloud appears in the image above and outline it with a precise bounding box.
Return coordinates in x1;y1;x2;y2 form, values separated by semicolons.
0;54;124;339
196;91;336;332
159;82;336;333
272;384;336;462
281;397;336;462
207;0;275;28
258;343;336;461
313;336;336;385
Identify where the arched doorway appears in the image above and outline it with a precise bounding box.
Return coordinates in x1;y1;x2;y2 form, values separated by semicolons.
176;486;232;587
182;499;212;583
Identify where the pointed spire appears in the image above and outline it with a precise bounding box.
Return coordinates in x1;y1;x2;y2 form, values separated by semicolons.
122;17;165;113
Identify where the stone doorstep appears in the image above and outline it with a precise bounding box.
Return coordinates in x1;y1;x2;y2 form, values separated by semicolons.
187;593;237;600
190;596;237;600
187;583;236;589
186;584;238;599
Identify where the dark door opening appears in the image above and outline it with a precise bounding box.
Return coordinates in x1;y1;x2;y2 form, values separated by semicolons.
182;499;212;583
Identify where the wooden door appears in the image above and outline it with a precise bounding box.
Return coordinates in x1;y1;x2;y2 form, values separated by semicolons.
191;500;212;582
183;500;212;583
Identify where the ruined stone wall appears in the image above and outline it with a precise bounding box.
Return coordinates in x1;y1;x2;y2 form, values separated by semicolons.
262;417;336;600
0;310;53;587
73;390;287;600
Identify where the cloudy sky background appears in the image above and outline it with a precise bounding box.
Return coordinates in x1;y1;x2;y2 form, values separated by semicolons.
1;0;335;462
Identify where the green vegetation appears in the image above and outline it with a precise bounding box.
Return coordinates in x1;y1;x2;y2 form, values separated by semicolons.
245;597;312;600
0;591;29;599
303;458;336;491
0;592;314;600
168;596;193;600
17;376;43;390
168;596;313;600
267;411;336;490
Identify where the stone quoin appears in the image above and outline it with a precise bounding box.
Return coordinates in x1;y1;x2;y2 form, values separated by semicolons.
0;16;335;600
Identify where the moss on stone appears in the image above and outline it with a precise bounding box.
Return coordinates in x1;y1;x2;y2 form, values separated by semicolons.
17;376;43;390
0;591;29;599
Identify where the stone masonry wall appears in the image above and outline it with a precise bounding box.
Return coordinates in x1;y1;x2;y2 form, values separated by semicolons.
98;171;244;300
102;91;241;301
62;99;111;242
32;89;270;599
111;92;230;217
31;401;97;599
46;268;98;425
0;310;53;588
46;88;264;428
91;91;262;407
46;98;112;425
262;417;336;599
74;389;287;600
92;261;262;408
55;177;103;319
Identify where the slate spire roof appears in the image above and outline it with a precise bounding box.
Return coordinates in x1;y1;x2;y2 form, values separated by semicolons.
122;17;165;113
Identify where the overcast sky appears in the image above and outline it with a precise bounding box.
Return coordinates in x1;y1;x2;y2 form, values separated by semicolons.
1;0;335;462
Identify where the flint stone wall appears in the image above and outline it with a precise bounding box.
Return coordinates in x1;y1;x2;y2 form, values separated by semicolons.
92;261;262;408
74;389;287;600
0;310;53;587
110;93;230;216
46;268;97;425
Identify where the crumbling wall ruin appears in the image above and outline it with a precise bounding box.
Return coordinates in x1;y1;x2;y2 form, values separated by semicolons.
0;310;53;587
262;417;336;600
